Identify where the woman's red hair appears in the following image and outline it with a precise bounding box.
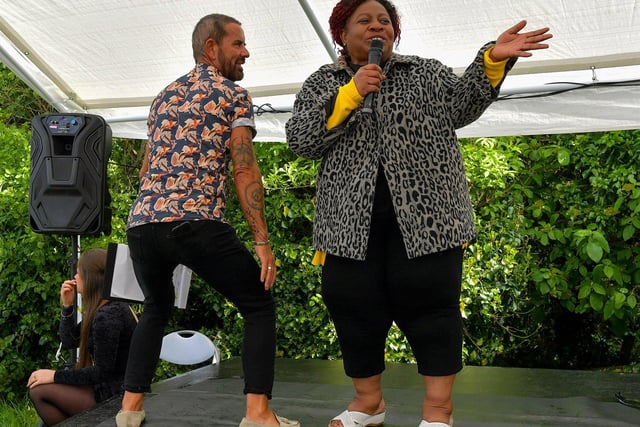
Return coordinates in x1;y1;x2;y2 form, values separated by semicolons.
329;0;401;56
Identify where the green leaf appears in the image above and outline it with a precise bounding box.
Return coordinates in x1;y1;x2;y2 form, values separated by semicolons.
622;225;635;241
586;242;603;262
592;283;607;295
540;233;548;245
557;149;570;165
578;285;591;299
614;292;626;309
603;265;615;279
538;282;550;295
589;294;604;311
603;300;615;320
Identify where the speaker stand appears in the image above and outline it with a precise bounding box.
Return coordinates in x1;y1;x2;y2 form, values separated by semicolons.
69;234;80;365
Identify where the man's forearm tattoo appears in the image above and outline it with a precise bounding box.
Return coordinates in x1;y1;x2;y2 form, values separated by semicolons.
231;133;266;237
244;180;266;237
232;134;254;168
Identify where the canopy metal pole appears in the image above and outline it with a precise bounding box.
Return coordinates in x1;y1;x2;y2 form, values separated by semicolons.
0;31;84;113
297;0;338;62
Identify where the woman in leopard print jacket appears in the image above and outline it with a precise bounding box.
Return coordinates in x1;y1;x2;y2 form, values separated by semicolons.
286;1;551;426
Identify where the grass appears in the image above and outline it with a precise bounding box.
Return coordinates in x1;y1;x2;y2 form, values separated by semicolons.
0;398;40;426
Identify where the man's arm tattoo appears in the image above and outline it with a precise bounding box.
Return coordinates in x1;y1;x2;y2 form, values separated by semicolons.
231;133;255;168
243;180;266;237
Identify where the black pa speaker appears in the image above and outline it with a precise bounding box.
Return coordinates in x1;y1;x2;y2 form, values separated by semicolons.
29;113;112;235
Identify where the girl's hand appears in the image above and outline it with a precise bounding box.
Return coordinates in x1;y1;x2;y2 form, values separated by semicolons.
60;279;76;307
27;369;55;388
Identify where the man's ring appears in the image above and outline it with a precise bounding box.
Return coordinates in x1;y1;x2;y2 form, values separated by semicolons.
268;266;272;270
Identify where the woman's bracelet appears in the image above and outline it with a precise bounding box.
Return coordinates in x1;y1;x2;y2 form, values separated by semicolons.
253;240;270;246
61;306;74;319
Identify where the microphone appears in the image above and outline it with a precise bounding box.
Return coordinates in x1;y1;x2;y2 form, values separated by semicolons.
361;38;384;114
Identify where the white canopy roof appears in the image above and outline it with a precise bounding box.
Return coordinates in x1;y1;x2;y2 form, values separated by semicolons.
1;0;639;141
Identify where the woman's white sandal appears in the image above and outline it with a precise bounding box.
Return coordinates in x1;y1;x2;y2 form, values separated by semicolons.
418;415;453;427
329;410;385;427
239;413;300;427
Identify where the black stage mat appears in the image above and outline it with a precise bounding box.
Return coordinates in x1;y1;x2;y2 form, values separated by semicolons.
59;358;640;426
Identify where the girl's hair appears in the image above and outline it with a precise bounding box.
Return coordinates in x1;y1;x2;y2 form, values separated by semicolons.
329;0;401;56
192;13;242;63
76;248;109;368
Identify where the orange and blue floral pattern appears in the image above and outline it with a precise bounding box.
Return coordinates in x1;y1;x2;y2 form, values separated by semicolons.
128;63;255;229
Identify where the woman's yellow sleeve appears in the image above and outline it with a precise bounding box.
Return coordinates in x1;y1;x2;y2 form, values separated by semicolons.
326;78;364;130
312;250;326;266
483;47;509;88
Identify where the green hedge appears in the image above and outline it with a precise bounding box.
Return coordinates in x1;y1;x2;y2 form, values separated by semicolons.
461;133;640;368
1;119;638;399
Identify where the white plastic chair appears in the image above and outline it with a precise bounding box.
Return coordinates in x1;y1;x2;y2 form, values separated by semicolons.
159;330;220;365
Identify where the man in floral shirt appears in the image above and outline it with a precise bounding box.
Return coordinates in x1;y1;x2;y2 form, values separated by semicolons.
117;13;299;427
